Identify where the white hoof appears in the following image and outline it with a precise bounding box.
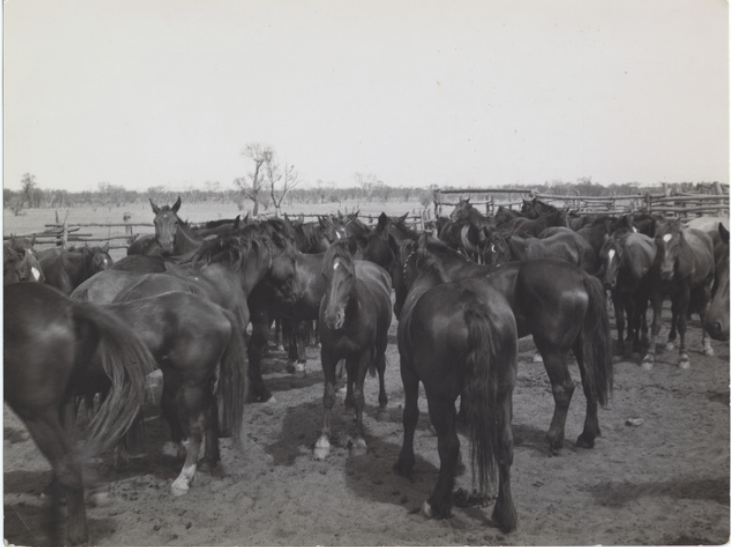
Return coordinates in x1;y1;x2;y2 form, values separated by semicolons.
313;436;330;460
679;357;691;370
171;478;190;497
349;437;367;456
665;342;675;351
532;353;544;363
703;347;715;357
421;500;433;519
641;359;654;371
295;362;305;373
88;491;110;507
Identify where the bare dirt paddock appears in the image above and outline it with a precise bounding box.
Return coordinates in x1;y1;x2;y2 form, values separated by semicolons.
4;306;730;546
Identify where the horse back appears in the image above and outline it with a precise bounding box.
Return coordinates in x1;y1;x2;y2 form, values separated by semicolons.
623;233;656;280
683;228;715;285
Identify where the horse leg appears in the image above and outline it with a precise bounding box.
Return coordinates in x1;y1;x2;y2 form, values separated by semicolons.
642;290;664;370
25;411;88;545
492;373;518;533
537;346;575;454
349;352;371;456
293;320;310;373
572;338;600;449
676;288;692;369
160;366;187;458
611;290;626;356
421;392;460;519
314;349;338;460
394;362;419;478
171;382;207;496
202;377;221;470
696;284;715;357
666;296;680;351
247;313;274;402
376;349;388;413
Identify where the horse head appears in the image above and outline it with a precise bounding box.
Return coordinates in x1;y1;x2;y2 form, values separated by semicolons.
3;238;44;285
321;239;358;330
150;197;182;254
654;220;686;282
598;234;625;290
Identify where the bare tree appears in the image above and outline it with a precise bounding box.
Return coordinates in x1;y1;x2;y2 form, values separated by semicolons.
354;172;381;202
235;143;271;217
21;173;37;208
263;151;299;217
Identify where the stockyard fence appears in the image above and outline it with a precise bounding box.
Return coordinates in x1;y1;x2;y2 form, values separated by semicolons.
6;183;729;252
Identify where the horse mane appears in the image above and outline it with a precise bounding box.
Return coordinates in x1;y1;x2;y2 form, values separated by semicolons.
193;232;272;271
413;247;450;285
322;239;356;275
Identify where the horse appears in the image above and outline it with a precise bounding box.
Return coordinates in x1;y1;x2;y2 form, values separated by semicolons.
128;197;203;257
393;241;518;532
37;244;113;294
314;239;393;460
504;208;567;237
4;282;155;545
488;227;596;272
100;291;248;495
332;210;371;239
598;231;656;357
642;219;716;370
704;223;729;341
283;214;343;253
71;270;149;304
191;227;299;401
4;237;44;284
390;235;613;453
520;197;559;219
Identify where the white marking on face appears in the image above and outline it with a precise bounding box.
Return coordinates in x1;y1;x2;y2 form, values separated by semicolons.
336;232;341;240
490;244;496;253
333;260;340;270
632;226;638;233
607;249;615;267
663;234;672;242
31;267;41;280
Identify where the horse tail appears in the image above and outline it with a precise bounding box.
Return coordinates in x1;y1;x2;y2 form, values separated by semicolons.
72;301;156;452
580;274;614;406
462;298;502;495
217;308;248;442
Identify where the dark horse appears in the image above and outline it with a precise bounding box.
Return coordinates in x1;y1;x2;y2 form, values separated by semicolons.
313;239;393;460
393;243;519;532
391;236;613;453
4;283;155;545
102;291;248;495
642;220;716;369
598;231;656;357
704;223;729;341
37;243;113;294
4;237;44;284
128;197;202;256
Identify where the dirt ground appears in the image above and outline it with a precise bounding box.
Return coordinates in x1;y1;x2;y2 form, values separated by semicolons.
4;303;730;546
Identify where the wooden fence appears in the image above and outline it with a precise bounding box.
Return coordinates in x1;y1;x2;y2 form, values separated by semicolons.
433;183;729;219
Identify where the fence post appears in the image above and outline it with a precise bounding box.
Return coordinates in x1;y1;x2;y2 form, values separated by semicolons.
433;189;440;218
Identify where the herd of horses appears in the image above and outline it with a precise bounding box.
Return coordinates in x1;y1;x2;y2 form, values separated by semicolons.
3;195;729;544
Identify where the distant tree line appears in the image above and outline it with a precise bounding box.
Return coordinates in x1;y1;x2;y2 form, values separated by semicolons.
3;168;718;217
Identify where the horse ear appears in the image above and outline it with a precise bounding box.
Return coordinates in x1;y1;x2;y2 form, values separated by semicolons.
102;241;110;253
376;212;389;233
719;223;729;245
318;216;328;228
353;210;359;218
149;198;161;214
397;212;408;224
172;196;182;213
233;215;241;229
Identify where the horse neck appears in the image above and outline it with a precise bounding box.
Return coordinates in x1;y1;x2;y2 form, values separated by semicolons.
174;221;202;255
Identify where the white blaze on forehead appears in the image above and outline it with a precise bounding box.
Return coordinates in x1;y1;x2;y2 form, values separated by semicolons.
336;232;341;240
333;259;340;270
607;249;615;266
662;234;672;242
31;267;41;280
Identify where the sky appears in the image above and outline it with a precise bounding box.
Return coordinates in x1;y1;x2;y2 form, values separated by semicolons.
3;0;729;193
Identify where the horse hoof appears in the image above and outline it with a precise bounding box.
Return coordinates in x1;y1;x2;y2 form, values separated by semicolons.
679;359;691;370
421;500;433;519
88;491;111;508
665;342;675;351
641;359;654;371
349;438;367;457
532;353;543;363
170;479;190;497
313;437;330;460
703;348;715;357
575;434;595;449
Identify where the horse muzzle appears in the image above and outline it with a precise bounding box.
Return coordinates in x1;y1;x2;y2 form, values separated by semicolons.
324;310;345;331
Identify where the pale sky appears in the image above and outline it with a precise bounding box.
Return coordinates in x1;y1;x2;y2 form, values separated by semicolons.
3;0;729;192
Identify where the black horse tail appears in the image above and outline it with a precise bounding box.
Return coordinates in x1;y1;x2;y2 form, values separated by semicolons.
462;299;501;495
580;274;614;406
72;301;156;452
217;308;249;443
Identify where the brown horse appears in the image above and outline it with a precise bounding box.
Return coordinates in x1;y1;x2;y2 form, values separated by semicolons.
314;239;393;460
37;244;113;294
642;219;715;370
4;237;44;284
394;242;519;532
704;223;729;341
